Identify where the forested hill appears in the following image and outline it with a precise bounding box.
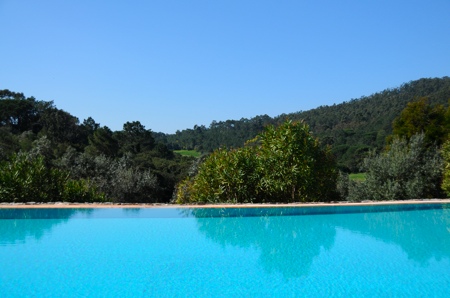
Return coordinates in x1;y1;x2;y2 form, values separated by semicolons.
159;77;450;171
1;76;449;202
286;77;450;170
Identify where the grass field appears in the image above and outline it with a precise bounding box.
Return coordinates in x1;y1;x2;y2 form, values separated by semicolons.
349;173;366;181
174;150;202;158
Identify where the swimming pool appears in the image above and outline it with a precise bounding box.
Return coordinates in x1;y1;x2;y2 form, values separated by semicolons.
1;204;449;297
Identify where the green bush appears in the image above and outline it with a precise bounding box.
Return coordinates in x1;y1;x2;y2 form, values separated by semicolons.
62;179;106;203
176;120;338;203
58;149;160;202
0;153;106;202
440;139;450;196
0;153;66;202
178;147;259;203
347;134;443;201
336;171;350;199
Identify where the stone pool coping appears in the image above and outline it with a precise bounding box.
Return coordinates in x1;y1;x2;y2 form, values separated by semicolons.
1;199;449;209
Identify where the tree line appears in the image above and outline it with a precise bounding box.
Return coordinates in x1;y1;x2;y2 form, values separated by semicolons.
177;97;450;203
0;90;193;203
2;76;450;203
160;77;450;172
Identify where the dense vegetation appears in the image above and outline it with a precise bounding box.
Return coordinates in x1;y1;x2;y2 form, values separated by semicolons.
1;76;450;203
161;77;450;172
345;134;444;201
176;121;337;203
0;90;194;202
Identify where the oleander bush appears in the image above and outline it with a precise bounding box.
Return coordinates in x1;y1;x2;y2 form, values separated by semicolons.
0;153;105;202
176;120;338;203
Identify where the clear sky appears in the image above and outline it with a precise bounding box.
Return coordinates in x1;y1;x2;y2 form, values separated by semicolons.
1;1;449;134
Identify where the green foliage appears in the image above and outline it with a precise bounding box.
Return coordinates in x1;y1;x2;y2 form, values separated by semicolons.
336;171;350;199
0;153;103;202
115;121;155;155
255;120;337;202
0;127;19;160
3;77;450;203
0;90;40;133
176;120;338;203
58;149;161;203
346;134;444;201
38;107;81;146
0;153;65;202
164;77;450;172
165;115;274;152
391;97;449;146
440;140;450;196
85;126;119;157
179;146;259;203
0;90;199;203
62;179;106;203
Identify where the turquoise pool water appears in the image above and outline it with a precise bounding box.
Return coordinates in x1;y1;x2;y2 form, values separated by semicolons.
1;204;449;297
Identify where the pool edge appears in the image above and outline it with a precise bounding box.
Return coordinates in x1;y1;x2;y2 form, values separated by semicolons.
1;199;449;209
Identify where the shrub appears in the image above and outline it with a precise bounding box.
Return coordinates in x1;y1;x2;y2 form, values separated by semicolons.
58;149;160;202
62;179;106;203
336;171;350;199
0;152;106;203
183;147;259;203
0;153;65;202
347;134;443;201
176;120;338;203
440;139;450;196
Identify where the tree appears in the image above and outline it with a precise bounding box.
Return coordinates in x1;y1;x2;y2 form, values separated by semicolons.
39;107;80;145
440;139;450;196
0;90;39;133
85;126;119;157
0;127;19;160
164;77;450;170
77;117;101;148
115;121;155;155
391;97;448;146
81;117;100;134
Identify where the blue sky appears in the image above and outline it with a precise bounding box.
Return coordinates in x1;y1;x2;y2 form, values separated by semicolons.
1;1;449;134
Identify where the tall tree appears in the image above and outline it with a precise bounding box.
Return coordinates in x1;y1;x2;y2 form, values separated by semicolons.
115;121;155;155
86;126;119;157
39;108;81;145
391;97;448;146
81;117;100;133
0;90;39;133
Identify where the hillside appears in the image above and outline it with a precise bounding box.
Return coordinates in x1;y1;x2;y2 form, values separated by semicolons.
1;77;450;202
161;77;450;171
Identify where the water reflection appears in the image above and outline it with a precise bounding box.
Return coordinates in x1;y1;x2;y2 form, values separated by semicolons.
1;205;449;277
0;207;191;245
333;207;450;264
0;209;83;245
189;208;336;278
188;205;450;276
